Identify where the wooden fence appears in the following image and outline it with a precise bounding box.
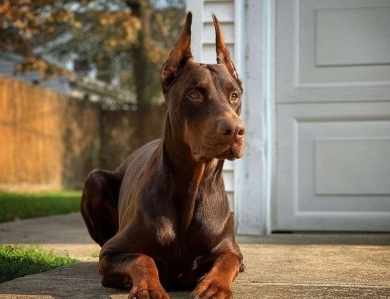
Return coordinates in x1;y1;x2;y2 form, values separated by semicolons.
0;75;166;190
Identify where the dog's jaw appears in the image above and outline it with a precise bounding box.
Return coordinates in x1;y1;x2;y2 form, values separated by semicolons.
215;144;244;161
192;139;244;162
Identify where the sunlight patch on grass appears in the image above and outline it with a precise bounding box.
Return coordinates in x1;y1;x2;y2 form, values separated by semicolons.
0;245;78;284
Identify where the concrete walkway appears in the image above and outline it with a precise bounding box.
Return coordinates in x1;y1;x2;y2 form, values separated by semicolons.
0;213;390;298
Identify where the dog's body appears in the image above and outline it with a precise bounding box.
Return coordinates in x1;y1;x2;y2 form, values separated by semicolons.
81;12;245;299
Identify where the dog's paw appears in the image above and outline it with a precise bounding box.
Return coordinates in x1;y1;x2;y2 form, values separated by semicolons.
190;279;233;299
128;282;169;299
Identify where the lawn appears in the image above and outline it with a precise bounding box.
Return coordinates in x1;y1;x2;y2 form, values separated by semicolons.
0;190;81;223
0;245;77;284
0;191;82;283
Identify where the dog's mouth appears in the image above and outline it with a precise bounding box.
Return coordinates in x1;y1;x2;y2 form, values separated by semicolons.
215;148;239;161
193;143;243;162
193;154;213;163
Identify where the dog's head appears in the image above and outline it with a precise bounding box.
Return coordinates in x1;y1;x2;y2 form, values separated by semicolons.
161;12;245;162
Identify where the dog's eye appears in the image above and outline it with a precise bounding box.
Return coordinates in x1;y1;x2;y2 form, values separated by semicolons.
230;92;240;103
187;91;204;102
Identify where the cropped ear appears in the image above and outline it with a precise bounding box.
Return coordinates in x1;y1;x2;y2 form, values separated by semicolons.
161;12;193;92
212;14;238;80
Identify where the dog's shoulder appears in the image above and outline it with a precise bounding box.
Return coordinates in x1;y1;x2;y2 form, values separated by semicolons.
116;139;161;173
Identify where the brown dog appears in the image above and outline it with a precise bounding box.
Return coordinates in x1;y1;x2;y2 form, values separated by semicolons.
80;12;245;299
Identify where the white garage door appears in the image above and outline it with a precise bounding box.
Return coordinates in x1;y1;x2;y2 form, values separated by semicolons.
273;0;390;232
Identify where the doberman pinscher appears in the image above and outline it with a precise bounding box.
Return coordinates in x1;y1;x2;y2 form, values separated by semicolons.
80;12;245;299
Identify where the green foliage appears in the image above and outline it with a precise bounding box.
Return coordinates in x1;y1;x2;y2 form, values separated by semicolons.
0;245;77;284
0;0;186;105
0;191;81;223
0;0;88;78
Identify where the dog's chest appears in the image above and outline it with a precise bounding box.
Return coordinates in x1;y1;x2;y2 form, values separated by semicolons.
153;207;221;249
154;232;218;289
153;203;228;257
147;191;232;288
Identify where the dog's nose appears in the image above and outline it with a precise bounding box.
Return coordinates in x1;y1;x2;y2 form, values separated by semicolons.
217;119;245;141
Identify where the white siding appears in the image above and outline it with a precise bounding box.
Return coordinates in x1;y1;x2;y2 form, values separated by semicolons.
187;0;235;63
202;0;235;64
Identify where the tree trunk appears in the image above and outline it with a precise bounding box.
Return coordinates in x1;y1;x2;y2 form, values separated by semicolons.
126;0;154;107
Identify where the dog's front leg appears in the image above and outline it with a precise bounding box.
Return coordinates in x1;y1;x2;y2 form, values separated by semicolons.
99;252;169;299
190;252;240;299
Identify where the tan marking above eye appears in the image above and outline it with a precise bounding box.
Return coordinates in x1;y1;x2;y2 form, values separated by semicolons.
225;81;233;90
198;81;209;89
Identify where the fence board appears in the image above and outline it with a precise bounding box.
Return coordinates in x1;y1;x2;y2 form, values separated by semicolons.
0;75;166;190
0;76;67;189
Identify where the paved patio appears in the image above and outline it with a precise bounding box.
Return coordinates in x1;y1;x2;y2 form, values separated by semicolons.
0;213;389;298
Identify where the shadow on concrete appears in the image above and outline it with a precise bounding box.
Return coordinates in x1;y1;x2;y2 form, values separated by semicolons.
0;262;190;299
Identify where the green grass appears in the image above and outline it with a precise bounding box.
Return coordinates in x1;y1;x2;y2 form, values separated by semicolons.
0;245;78;284
0;190;81;223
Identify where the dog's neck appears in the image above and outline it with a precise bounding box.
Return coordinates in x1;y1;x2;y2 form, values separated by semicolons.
163;114;224;180
162;114;224;238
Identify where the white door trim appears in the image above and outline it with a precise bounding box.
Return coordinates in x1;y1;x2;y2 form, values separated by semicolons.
234;0;275;235
265;0;276;235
